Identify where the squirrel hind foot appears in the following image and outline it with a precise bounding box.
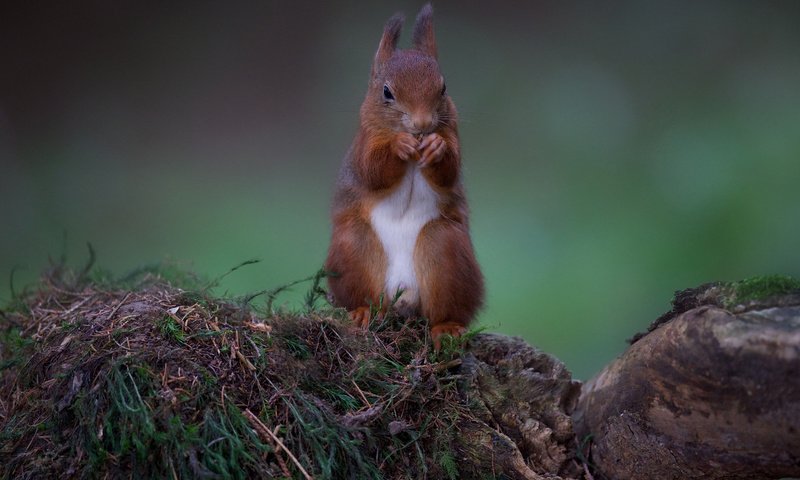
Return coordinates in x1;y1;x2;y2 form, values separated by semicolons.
349;307;373;329
430;322;467;351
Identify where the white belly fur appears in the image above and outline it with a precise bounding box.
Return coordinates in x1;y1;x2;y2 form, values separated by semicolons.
370;165;439;311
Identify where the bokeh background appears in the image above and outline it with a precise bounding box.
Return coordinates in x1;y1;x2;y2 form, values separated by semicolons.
2;1;799;380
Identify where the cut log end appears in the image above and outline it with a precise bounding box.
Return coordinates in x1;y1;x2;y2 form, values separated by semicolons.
575;292;800;480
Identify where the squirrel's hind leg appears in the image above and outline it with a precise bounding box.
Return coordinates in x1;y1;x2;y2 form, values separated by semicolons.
414;219;484;349
325;214;386;327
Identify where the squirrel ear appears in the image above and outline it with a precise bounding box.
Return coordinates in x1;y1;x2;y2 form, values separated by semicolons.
374;13;404;70
412;3;437;59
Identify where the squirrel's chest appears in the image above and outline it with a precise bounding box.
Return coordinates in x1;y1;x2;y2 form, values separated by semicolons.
369;166;439;298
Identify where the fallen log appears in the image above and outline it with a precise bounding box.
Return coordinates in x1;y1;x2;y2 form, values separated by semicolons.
574;281;800;479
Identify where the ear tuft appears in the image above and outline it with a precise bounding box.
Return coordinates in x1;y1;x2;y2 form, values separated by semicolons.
374;13;405;68
412;3;437;58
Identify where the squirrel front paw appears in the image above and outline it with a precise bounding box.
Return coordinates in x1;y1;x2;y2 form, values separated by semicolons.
418;133;446;167
391;132;420;161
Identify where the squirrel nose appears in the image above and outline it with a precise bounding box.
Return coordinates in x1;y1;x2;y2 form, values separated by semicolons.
411;114;434;133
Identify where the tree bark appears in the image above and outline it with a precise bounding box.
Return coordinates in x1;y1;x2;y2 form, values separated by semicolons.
574;289;800;479
459;334;582;479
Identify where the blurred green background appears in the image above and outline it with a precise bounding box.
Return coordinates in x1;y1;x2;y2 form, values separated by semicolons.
1;1;799;380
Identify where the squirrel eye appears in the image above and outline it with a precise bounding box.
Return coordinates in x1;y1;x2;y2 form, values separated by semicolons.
383;85;395;102
441;83;447;96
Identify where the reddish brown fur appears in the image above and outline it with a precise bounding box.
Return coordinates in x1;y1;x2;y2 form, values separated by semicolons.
324;4;484;347
325;208;386;311
415;219;483;326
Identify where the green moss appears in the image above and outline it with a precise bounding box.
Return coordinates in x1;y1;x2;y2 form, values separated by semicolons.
304;380;361;411
281;333;311;359
724;274;800;307
435;446;458;480
0;327;34;371
157;315;186;343
284;392;382;479
432;326;486;363
73;361;270;479
432;414;460;480
200;403;272;480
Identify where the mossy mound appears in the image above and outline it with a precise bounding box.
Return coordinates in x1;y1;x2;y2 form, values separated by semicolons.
630;274;800;344
724;274;800;307
0;265;581;479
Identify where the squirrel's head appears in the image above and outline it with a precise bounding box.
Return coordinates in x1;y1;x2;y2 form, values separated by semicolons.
364;4;452;136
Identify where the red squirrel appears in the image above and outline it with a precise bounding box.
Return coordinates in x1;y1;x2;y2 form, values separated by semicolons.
325;4;484;349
